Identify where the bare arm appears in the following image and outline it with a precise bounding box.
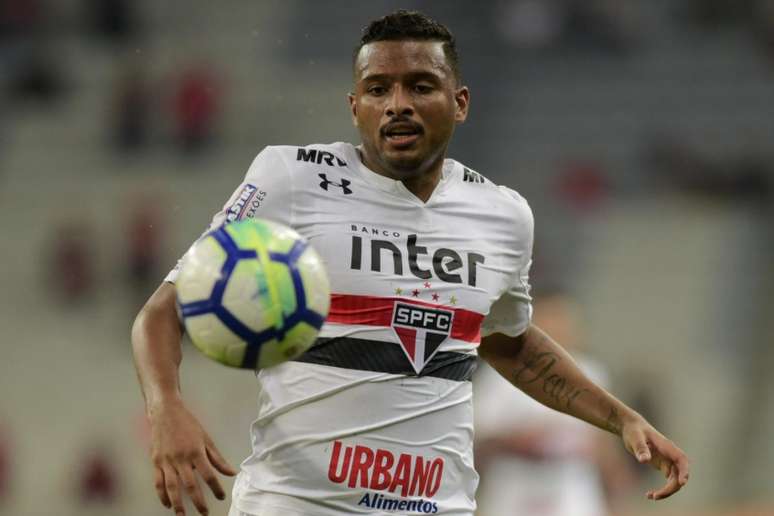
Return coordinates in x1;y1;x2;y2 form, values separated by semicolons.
478;324;690;500
132;283;185;410
132;283;237;516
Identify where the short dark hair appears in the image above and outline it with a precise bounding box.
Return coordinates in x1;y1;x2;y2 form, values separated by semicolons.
354;10;461;83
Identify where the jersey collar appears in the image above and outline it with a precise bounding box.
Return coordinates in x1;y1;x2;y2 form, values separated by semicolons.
346;143;456;205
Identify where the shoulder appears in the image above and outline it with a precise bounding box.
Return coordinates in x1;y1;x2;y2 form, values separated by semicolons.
445;158;533;228
243;142;355;185
495;185;533;231
257;142;354;168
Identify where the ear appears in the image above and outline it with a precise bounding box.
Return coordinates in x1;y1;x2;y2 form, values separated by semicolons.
347;92;358;127
454;86;470;124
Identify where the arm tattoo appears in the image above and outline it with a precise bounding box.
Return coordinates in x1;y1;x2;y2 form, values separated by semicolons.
605;406;623;435
510;335;588;410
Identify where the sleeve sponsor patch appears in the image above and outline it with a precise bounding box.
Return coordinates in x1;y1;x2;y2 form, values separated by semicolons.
225;184;267;222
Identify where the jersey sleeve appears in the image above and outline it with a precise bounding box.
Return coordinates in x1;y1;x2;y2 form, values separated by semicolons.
480;188;534;338
164;146;292;284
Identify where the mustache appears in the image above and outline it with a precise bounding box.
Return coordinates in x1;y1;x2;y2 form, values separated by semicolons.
380;118;424;136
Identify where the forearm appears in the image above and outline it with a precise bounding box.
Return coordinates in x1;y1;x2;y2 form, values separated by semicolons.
133;286;238;515
131;282;185;413
480;324;638;436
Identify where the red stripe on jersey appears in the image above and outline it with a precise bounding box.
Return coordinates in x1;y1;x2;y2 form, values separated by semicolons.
326;293;483;344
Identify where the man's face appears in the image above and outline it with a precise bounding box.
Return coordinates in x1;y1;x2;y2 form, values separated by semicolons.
349;40;469;180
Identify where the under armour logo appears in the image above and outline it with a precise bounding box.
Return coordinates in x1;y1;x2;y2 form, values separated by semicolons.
319;173;353;194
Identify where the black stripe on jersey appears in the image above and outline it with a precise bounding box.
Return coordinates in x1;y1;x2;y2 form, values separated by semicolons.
293;337;478;382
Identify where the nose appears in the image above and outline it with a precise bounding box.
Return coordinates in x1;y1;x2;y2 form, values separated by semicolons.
385;85;414;117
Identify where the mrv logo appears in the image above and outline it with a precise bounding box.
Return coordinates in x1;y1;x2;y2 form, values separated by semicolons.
392;302;453;374
350;234;485;287
296;148;347;167
327;440;444;502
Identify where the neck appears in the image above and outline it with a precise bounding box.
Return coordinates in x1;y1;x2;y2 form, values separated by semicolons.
357;147;444;203
399;166;443;203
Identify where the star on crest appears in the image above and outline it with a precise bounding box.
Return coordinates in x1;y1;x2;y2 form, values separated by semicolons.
423;281;431;288
412;289;420;297
394;287;403;295
449;296;458;305
431;293;440;302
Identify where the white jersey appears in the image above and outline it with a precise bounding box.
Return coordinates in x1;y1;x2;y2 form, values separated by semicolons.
166;142;534;516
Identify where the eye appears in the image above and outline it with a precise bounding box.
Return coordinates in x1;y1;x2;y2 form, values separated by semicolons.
367;85;387;96
414;84;433;94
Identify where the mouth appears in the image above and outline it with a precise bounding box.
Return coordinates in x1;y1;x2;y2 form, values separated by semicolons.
382;122;423;149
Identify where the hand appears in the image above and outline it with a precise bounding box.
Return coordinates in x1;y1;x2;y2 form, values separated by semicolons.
148;398;238;515
620;415;690;500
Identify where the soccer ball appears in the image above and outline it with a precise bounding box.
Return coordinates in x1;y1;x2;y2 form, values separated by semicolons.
175;218;330;369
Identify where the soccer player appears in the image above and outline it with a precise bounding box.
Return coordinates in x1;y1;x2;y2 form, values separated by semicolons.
132;10;690;516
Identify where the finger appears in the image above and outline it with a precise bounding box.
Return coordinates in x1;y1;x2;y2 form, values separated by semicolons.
163;464;185;516
665;445;691;486
194;454;226;500
626;429;652;463
650;435;691;486
648;464;683;500
177;463;209;515
676;455;691;486
205;439;238;476
154;466;171;509
656;455;671;478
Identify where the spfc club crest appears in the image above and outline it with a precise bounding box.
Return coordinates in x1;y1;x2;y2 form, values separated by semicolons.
391;301;454;374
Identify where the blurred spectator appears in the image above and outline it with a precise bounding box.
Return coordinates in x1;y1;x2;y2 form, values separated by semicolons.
494;0;564;51
555;159;609;213
172;64;221;153
84;0;139;42
474;293;635;516
111;61;152;152
7;41;66;103
0;0;43;39
681;0;774;63
49;221;95;305
682;0;757;27
125;195;163;308
644;135;773;202
563;0;637;54
76;444;120;506
1;0;66;104
494;0;637;54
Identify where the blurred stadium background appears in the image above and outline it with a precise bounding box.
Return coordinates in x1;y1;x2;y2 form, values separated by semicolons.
1;0;773;515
